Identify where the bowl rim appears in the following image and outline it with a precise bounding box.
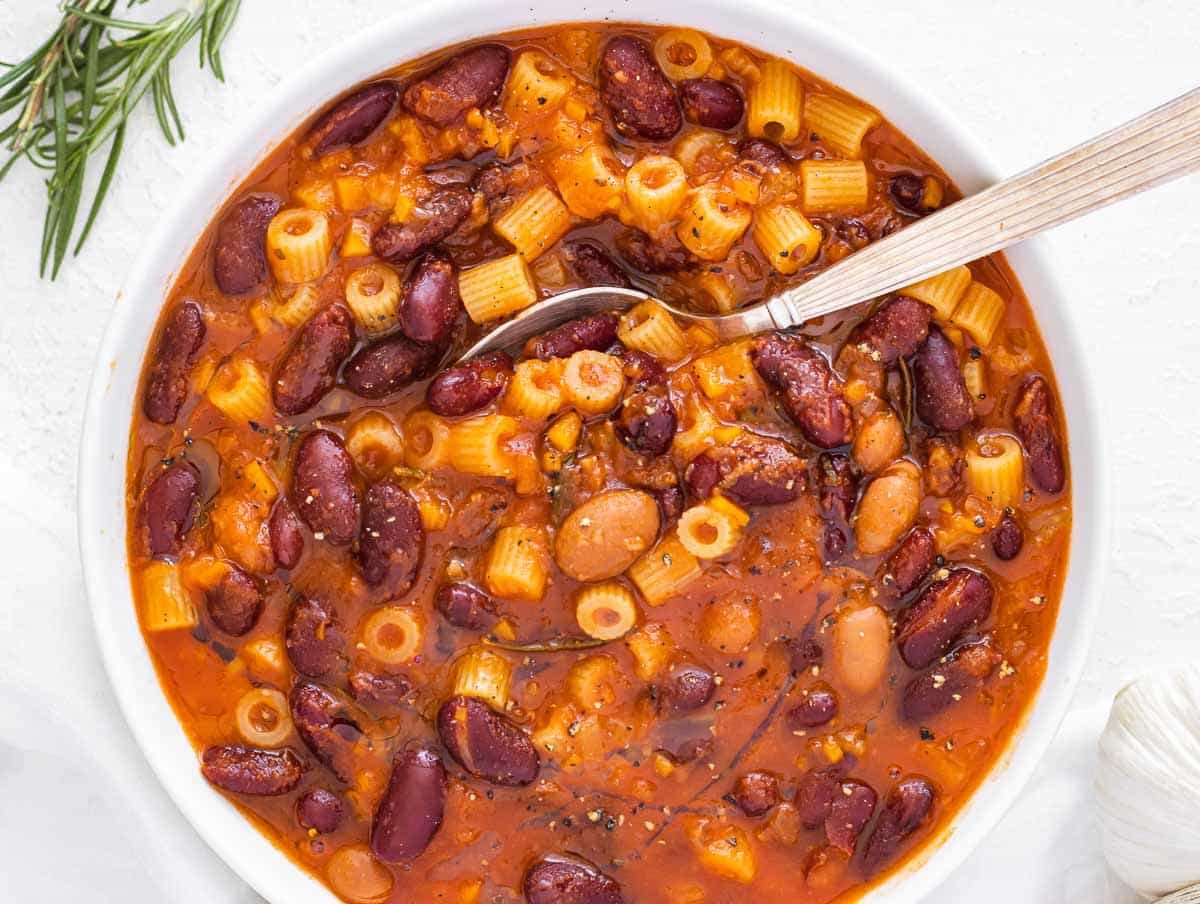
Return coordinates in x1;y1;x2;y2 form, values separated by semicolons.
78;2;1109;901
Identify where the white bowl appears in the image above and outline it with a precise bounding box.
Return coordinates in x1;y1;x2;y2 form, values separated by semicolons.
79;2;1109;901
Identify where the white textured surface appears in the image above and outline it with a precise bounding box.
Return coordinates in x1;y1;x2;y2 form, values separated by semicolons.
1;1;1197;900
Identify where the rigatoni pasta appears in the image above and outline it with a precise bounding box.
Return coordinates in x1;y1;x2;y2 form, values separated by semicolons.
752;204;822;274
485;525;549;601
676;184;752;260
747;59;804;142
459;254;538;322
493;185;572;260
901;265;973;320
801;159;870;213
618;300;689;362
952;281;1007;346
804;92;881;158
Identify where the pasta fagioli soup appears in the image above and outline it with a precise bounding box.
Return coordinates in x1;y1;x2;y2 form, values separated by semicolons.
127;23;1070;904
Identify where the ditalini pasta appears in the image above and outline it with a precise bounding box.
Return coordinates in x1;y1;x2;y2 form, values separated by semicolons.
901;265;973;321
459;253;538;322
343;263;401;334
952;281;1008;347
492;185;572;260
266;208;331;284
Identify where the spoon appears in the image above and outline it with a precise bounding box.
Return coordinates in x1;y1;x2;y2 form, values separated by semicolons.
461;85;1200;361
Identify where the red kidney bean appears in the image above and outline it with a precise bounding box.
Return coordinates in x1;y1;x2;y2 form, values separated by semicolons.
290;682;364;783
212;194;281;295
291;430;360;544
141;462;200;558
901;640;1002;721
660;732;713;765
357;480;424;590
349;670;412;709
860;778;935;874
528;313;620;361
844;296;932;367
615;229;691;274
709;435;807;506
662;664;716;712
825;780;877;855
599;36;681;141
402;44;510;126
201;745;303;796
991;511;1024;560
912;326;973;432
143;301;206;424
286;599;346;678
524;853;625;904
436;695;540;786
427;351;513;417
472;161;510;200
1013;375;1066;493
787;635;824;670
789;683;839;728
795;769;840;828
205;565;263;636
273;305;354;415
372;186;473;264
268;498;305;569
616;388;677;457
679;78;745;129
399;251;462;346
890;173;936;215
684;453;719;501
896;568;994;668
564;240;633;288
753;334;852;448
878;528;936;600
343;334;441;399
434;582;497;630
309;82;399;157
815;452;856;562
617;348;666;388
732;771;780;817
739;137;788;169
654;485;685;521
296;788;344;834
371;747;447;863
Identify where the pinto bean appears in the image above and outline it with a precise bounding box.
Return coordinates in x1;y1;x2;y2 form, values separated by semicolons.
290;682;364;783
1013;375;1066;493
912;326;973;431
852;405;906;474
426;351;512;417
554;489;661;581
143;301;205;424
739;138;788;169
564;240;633;288
348;670;412;709
343;333;441;399
212;194;281;295
268;498;305;569
372;186;472;264
895;568;993;669
309;82;399;157
854;459;922;555
901;640;1001;721
732;771;780;817
991;511;1024;560
816;452;856;562
141;462;200;557
434;583;497;630
860;778;935;874
616;388;677;457
201;745;303;796
753;334;851;448
844;296;931;367
436;695;540;786
615;229;691;274
662;664;716;712
297;788;344;834
286;599;346;678
707;435;807;506
524;853;625;904
878;528;936;600
273;305;354;415
528;313;620;360
205;565;263;636
599;36;681;141
684;452;720;502
789;683;839;728
399;251;462;346
402;44;510;126
679;78;745;129
825;780;877;855
291;430;360;544
357;480;423;590
371;748;447;863
832;605;892;696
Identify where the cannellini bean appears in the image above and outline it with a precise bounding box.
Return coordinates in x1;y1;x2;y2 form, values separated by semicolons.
852;406;906;475
854;460;922;555
832;605;891;695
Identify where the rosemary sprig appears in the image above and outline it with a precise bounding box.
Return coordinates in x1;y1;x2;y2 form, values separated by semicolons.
0;0;242;278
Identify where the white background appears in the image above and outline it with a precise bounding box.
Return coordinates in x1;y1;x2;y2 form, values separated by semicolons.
1;1;1197;900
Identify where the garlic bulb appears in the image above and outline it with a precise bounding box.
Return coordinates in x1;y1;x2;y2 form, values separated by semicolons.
1096;664;1200;899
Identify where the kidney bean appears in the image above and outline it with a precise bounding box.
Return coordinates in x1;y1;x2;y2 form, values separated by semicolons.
789;683;839;728
895;568;994;669
684;453;719;501
617;348;667;388
357;480;424;590
402;44;510;126
297;788;344;834
739;138;788;169
286;599;346;678
371;747;447;863
143;301;206;424
614;229;691;274
991;511;1024;560
753;334;852;448
795;769;840;828
709;435;807;506
659;732;712;765
1013;375;1066;493
273;305;354;415
212;194;281;295
399;251;462;346
816;452;856;562
844;296;932;367
616;388;677;457
564;240;633;289
141;462;200;557
372;186;472;264
343;333;441;399
732;771;780;817
825;780;877;855
860;778;935;874
349;670;412;709
426;351;512;417
205;565;263;636
309;82;399;157
201;745;304;796
654;485;685;521
528;313;620;360
268;498;305;569
878;528;936;601
912;326;973;432
291;430;360;544
890;173;936;215
436;695;540;786
599;36;681;141
662;664;716;712
678;78;745;130
901;640;1001;721
290;682;363;783
434;582;497;630
787;634;824;670
524;853;625;904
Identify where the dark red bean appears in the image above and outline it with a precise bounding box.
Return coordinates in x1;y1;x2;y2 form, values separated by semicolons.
795;769;840;828
372;187;473;264
309;82;399;157
679;78;744;129
706;435;806;506
658;732;713;765
205;565;262;636
528;313;620;360
685;453;720;501
901;640;1001;721
654;484;685;521
349;670;412;709
790;683;839;728
753;334;852;448
286;599;346;678
890;173;935;215
436;695;540;786
732;771;780;817
524;853;625;904
343;334;441;399
357;480;424;590
290;682;363;784
268;498;305;569
1013;375;1066;493
861;778;935;874
296;788;344;834
815;452;856;562
402;44;510;126
878;528;936;600
662;664;716;712
212;194;281;295
371;748;447;863
617;348;666;388
472;161;510;200
140;462;200;558
844;296;932;367
825;780;877;855
143;301;205;424
616;388;677;457
992;511;1024;560
739;138;788;169
912;326;973;432
399;251;462;346
614;229;691;274
291;430;360;545
896;568;994;669
434;583;497;630
599;36;681;141
427;351;513;417
201;745;303;796
273;305;354;415
564;240;633;288
787;635;824;670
